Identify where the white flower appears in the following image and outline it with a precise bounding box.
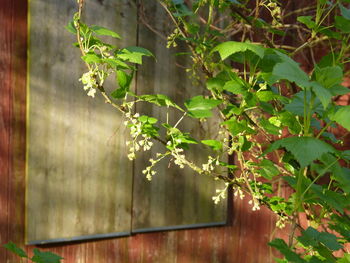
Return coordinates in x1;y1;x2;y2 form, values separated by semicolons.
87;88;96;98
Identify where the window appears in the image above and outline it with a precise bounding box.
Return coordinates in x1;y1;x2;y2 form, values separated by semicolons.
26;0;227;245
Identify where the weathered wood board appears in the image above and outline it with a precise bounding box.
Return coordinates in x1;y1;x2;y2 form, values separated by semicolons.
26;0;136;244
132;0;227;231
26;0;226;244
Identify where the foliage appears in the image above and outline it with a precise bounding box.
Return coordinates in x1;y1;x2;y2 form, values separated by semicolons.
8;0;350;262
70;0;350;261
3;242;63;263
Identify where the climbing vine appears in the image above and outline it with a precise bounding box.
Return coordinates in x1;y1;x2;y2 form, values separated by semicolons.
6;0;350;262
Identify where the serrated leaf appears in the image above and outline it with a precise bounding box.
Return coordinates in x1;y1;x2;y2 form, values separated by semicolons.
184;96;221;118
329;105;350;131
212;41;265;60
310;82;332;109
90;25;121;38
314;66;343;89
3;242;27;258
201;140;223;151
268;137;335;167
299;227;343;251
31;248;63;263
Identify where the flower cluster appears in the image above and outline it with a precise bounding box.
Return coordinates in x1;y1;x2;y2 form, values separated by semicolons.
248;192;263;211
79;69;98;97
166;28;180;48
233;187;245;200
170;146;186;169
212;183;229;204
202;156;220;173
263;0;282;26
275;214;288;229
142;165;157;181
124;112;154;160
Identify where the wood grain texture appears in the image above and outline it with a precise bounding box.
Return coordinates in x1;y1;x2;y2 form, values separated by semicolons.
26;0;136;243
0;0;28;261
132;0;227;231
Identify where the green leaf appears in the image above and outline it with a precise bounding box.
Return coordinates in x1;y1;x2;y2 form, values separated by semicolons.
81;53;101;64
223;117;255;135
201;140;223;151
329;105;350;131
31;248;63;263
206;78;225;92
284;90;323;116
310;82;332;109
212;41;265;60
335;16;350;33
103;58;131;69
314;66;343;89
138;115;158;124
139;94;183;111
299;227;343;251
223;81;246;94
268;137;335;167
297;16;316;29
65;20;77;34
272;61;310;88
269;239;306;263
184;96;221;118
260;118;281;135
317;53;338;68
339;3;350;20
90;25;121;38
279;111;301;134
256;159;280;179
329;85;349;96
337;254;350;263
256;91;276;102
111;87;127;99
3;242;27;258
118;46;153;64
116;70;132;89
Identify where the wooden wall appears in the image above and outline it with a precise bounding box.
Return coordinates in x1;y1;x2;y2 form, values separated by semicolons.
0;0;281;262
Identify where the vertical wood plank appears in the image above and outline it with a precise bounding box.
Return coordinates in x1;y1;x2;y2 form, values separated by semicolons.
0;0;28;262
133;0;227;231
0;1;13;260
26;0;136;243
